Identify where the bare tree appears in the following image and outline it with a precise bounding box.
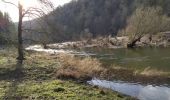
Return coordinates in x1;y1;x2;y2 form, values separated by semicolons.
2;0;53;63
124;7;170;48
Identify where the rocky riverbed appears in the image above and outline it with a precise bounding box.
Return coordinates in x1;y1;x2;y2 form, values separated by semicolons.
43;35;170;49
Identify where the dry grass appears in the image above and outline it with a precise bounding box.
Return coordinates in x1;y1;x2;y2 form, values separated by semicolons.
54;54;170;85
56;54;103;80
22;51;170;85
140;67;170;76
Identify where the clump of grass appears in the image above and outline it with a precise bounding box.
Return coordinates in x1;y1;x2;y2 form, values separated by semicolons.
140;67;170;76
56;54;103;80
100;65;170;85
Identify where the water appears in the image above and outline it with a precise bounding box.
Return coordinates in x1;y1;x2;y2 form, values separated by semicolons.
26;45;170;71
77;47;170;71
88;79;170;100
76;47;170;99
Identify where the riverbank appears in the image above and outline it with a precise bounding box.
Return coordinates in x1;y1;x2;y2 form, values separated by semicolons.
0;48;135;100
56;53;170;86
25;45;170;85
47;36;128;49
45;35;170;49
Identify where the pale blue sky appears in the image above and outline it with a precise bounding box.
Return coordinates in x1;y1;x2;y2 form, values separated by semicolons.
0;0;72;22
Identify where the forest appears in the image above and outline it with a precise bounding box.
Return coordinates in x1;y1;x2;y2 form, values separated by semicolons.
23;0;170;42
1;0;170;43
0;11;15;44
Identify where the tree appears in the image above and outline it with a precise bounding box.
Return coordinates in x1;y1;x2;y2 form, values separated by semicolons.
2;0;53;63
0;11;15;44
124;7;170;48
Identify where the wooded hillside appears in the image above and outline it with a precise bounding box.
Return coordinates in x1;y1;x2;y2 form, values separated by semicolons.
0;11;15;44
23;0;170;42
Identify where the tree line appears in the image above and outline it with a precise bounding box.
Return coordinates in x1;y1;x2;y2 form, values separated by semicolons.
29;0;170;42
0;11;15;44
1;0;170;46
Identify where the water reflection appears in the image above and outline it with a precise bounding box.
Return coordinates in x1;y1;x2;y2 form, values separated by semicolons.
122;56;149;62
88;79;170;100
82;47;170;71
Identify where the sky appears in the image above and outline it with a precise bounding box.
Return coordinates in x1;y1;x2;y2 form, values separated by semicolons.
0;0;72;22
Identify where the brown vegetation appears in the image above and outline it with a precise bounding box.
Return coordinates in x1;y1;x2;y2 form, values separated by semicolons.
23;51;170;85
100;65;170;85
53;53;170;85
56;54;103;80
140;67;170;76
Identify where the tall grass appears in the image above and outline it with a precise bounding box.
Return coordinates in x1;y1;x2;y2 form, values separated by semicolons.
56;54;103;80
140;67;170;76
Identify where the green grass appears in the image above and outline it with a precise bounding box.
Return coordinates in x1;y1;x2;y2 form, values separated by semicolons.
0;49;134;100
0;80;132;100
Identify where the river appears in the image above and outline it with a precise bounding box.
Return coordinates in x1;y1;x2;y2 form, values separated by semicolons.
88;78;170;100
75;47;170;71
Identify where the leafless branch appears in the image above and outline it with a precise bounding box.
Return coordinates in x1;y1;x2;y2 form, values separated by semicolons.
38;0;54;9
1;0;18;8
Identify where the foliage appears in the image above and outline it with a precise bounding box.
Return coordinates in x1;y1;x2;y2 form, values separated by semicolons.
123;7;170;47
133;0;170;16
25;0;135;42
23;0;170;42
0;11;16;44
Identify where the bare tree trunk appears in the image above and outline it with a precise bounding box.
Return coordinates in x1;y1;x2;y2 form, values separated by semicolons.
127;36;142;48
149;34;152;42
17;2;24;63
42;43;48;49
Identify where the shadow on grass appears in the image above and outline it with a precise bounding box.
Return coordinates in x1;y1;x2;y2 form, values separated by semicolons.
0;63;24;81
0;62;57;99
1;62;24;100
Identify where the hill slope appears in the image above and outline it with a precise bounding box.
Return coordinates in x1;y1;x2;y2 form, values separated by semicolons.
23;0;170;42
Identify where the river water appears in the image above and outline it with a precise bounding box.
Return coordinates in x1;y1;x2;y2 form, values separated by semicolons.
26;45;170;71
88;79;170;100
76;47;170;71
81;47;170;100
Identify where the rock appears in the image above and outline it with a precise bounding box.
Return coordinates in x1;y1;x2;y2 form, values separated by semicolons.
39;35;170;49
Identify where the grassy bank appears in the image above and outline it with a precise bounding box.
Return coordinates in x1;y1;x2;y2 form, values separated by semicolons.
0;80;131;100
0;48;134;100
54;52;170;85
